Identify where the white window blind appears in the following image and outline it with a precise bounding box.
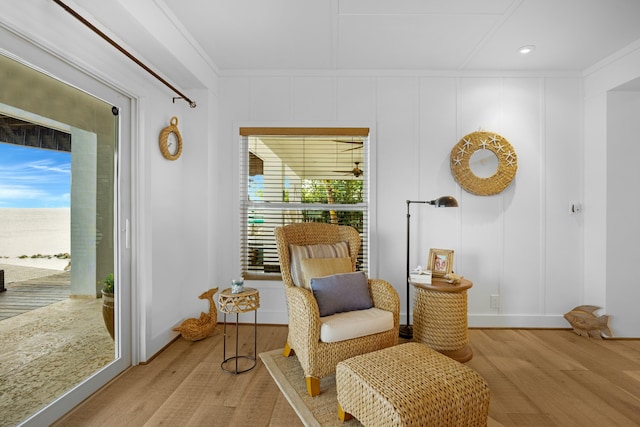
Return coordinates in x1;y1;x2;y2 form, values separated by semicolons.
239;128;369;279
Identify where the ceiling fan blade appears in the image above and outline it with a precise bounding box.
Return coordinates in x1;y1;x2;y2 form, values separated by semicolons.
330;162;363;177
341;145;363;152
334;139;363;144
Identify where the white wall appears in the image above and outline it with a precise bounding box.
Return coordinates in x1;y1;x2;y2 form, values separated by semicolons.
606;92;640;337
147;90;213;357
584;42;640;338
219;73;584;329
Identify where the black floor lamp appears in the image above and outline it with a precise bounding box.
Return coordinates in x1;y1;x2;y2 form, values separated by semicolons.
399;196;459;339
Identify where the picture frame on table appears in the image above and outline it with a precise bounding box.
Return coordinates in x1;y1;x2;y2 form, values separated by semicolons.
427;248;454;278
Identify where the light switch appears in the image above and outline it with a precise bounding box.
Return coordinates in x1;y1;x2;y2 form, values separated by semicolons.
570;202;582;214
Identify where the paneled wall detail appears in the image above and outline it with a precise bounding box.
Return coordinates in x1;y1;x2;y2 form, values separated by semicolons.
219;74;583;328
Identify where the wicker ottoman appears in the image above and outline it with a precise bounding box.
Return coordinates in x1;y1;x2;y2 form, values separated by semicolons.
336;342;490;426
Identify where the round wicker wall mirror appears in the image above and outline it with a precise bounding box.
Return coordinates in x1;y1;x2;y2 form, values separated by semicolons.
450;131;517;196
469;149;499;178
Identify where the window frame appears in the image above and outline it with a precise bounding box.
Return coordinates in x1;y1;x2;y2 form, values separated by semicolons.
239;126;374;280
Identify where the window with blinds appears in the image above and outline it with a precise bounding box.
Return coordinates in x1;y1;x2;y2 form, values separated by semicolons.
240;127;369;279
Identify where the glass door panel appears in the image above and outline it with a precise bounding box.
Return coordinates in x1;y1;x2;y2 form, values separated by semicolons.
0;53;124;425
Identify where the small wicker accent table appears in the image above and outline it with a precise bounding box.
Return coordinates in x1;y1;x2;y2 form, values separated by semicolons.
412;277;473;363
218;287;260;374
336;342;490;426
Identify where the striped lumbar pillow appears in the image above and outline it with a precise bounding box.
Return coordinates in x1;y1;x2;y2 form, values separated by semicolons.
288;241;349;288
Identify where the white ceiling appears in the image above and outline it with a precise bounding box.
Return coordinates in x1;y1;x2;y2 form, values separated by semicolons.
73;0;640;87
162;0;640;72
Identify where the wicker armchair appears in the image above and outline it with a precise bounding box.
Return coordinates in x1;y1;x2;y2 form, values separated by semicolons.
274;222;399;397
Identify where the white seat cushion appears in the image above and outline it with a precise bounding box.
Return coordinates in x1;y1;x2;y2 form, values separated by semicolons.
319;307;394;343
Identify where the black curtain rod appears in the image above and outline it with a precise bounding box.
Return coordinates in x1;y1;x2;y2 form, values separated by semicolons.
53;0;196;108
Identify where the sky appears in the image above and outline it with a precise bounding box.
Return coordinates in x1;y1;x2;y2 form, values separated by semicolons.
0;142;71;208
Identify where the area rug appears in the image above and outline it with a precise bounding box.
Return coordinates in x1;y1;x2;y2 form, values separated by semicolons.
259;349;361;427
260;348;503;427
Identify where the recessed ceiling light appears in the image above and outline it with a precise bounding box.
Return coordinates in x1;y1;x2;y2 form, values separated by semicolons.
519;45;536;54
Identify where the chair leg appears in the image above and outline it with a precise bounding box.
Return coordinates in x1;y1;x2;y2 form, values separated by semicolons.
306;376;320;397
282;342;295;357
338;403;353;422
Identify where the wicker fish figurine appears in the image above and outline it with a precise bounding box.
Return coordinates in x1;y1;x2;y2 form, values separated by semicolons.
563;305;613;339
173;287;219;341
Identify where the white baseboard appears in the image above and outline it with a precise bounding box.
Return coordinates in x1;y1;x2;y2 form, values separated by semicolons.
468;314;569;329
232;282;573;329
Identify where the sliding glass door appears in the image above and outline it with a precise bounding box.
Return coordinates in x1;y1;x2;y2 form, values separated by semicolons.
0;52;131;425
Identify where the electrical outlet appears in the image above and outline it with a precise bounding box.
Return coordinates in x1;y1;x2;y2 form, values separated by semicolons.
490;295;500;309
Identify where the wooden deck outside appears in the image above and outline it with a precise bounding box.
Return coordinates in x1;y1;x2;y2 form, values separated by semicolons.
0;271;70;320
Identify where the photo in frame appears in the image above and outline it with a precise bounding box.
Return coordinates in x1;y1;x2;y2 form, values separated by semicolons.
427;248;454;277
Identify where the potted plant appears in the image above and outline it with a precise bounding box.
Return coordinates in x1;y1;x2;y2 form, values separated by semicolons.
100;273;115;340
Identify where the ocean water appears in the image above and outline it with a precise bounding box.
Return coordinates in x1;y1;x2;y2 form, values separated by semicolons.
0;208;70;269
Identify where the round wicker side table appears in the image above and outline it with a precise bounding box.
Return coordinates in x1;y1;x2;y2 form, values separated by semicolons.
218;287;260;374
411;277;473;362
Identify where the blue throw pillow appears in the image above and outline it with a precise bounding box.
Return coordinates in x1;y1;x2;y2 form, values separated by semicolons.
310;271;373;317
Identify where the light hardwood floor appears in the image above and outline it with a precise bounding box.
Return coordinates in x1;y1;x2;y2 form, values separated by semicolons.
54;326;640;427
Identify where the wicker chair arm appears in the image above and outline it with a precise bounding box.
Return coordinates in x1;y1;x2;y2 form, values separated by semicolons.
368;278;400;328
285;286;321;345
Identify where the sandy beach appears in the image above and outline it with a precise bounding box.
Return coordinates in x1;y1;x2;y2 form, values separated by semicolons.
0;208;70;276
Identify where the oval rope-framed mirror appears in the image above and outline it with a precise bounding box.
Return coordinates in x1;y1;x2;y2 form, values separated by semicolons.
450;131;517;196
159;116;183;161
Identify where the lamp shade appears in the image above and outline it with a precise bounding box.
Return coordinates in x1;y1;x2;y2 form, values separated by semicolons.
431;196;458;207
